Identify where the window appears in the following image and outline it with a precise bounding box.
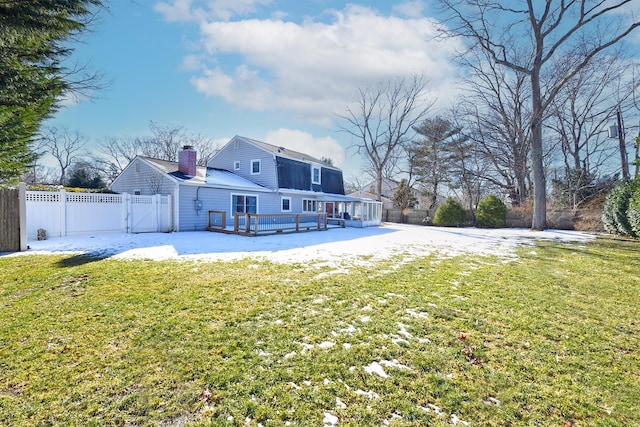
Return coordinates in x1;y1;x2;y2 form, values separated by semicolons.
234;161;240;170
312;166;321;184
134;190;141;195
302;199;317;212
232;194;257;214
281;197;291;212
135;163;140;173
251;159;261;175
234;139;240;149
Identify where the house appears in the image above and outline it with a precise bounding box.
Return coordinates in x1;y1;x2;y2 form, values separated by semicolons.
349;178;431;210
110;135;382;232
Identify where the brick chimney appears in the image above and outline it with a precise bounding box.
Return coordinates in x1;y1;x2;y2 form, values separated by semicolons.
178;145;197;177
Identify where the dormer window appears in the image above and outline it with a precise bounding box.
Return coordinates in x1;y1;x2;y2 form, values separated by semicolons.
251;159;261;175
312;165;321;185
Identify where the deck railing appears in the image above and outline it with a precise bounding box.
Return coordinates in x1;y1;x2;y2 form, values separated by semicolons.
234;212;329;235
207;210;227;230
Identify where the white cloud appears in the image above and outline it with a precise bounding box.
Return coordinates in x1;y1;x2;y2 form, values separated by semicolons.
392;0;427;18
189;5;461;125
264;129;345;167
154;0;272;22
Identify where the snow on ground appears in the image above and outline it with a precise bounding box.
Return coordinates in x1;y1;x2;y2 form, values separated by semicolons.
7;223;593;266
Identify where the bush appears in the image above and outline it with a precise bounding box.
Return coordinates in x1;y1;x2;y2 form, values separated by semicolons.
602;178;640;237
433;198;467;227
628;184;640;236
476;195;507;228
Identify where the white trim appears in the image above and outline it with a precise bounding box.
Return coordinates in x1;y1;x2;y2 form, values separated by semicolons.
302;198;318;212
281;196;292;212
250;159;261;175
312;165;321;185
230;193;259;214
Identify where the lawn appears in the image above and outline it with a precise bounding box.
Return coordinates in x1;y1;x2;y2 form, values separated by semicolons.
1;237;639;426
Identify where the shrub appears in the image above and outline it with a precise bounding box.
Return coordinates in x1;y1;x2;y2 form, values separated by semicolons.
602;178;640;237
628;184;640;236
433;198;467;227
476;195;507;228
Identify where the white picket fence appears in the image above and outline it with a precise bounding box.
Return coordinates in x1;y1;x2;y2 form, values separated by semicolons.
25;190;173;239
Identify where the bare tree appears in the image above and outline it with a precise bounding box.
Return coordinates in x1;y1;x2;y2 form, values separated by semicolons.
93;136;140;183
38;126;88;185
339;76;435;201
549;52;639;170
455;45;534;206
94;122;220;183
438;0;640;229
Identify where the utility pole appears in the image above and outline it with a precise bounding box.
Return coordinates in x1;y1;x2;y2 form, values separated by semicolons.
612;109;631;180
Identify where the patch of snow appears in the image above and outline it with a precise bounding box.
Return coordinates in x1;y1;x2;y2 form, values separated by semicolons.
359;316;371;323
336;397;347;409
14;224;594;267
318;341;335;349
451;414;469;425
343;343;352;349
382;413;403;426
391;336;410;346
379;359;413;371
323;412;338;426
397;323;413;339
406;308;428;319
364;361;388;378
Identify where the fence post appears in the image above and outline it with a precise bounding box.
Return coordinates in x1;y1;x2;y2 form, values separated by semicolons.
153;194;159;232
18;183;27;251
124;193;132;233
59;189;66;237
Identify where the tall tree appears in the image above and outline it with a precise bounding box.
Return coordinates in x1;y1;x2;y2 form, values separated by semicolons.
546;51;639;207
458;48;532;206
439;0;640;230
410;116;464;209
339;76;434;201
38;126;88;185
0;0;104;185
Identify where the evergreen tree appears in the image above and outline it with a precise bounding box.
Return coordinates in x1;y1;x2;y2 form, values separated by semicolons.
0;0;103;185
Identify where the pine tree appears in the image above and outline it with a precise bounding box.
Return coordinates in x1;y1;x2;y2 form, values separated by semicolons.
0;0;103;185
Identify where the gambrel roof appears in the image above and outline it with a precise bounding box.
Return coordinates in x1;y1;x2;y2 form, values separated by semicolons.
233;136;340;170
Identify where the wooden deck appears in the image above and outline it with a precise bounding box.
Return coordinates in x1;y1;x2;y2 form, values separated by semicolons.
206;211;345;236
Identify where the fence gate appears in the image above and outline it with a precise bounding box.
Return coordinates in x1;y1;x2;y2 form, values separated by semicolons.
129;195;157;233
0;185;26;252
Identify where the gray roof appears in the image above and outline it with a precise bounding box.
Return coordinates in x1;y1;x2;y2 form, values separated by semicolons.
141;157;269;191
235;136;340;170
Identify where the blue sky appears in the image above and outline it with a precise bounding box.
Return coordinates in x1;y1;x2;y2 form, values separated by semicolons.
47;0;463;178
46;0;640;179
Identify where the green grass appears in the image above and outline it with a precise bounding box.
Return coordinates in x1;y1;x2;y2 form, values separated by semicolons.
1;237;639;426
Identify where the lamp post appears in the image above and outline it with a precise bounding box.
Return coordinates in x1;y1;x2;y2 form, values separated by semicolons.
609;108;630;180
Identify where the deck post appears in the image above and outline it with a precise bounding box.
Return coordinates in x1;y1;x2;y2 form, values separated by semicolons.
296;215;300;232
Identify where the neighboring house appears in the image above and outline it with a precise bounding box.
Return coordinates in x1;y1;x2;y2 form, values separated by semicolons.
351;178;425;209
348;189;394;210
111;135;382;231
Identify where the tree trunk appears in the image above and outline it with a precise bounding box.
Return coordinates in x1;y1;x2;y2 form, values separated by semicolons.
530;72;547;231
376;174;383;202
